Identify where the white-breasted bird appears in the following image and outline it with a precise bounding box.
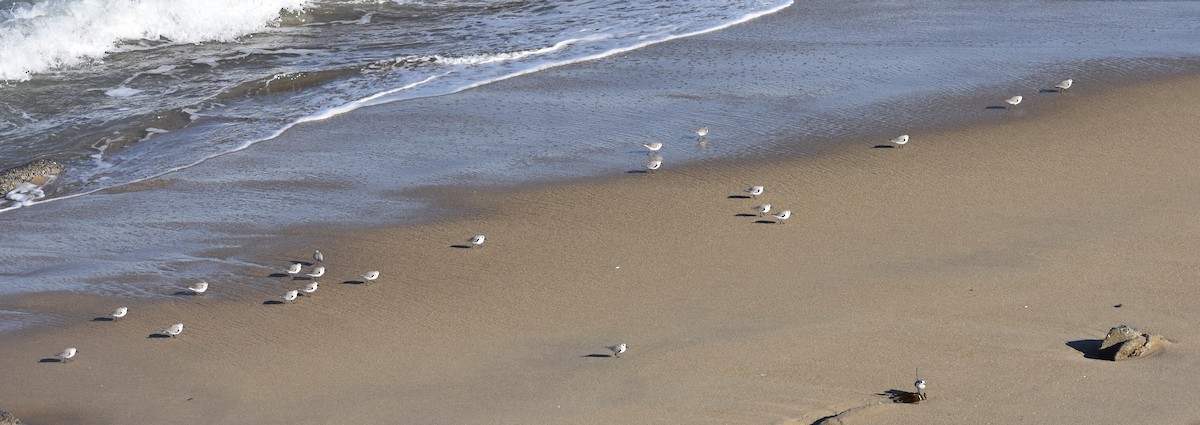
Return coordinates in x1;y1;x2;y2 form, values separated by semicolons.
891;134;909;147
746;185;764;198
302;281;319;295
306;266;325;278
282;289;299;302
313;250;323;263
644;142;663;152
646;158;662;172
1005;95;1023;108
1055;79;1073;91
111;306;128;320
469;235;486;248
186;281;208;295
753;203;772;217
362;271;380;283
286;262;303;275
772;210;792;224
163;323;184;338
57;347;77;363
695;126;709;138
607;343;627;358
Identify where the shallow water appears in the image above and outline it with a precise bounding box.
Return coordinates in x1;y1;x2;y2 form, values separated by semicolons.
1;0;1199;304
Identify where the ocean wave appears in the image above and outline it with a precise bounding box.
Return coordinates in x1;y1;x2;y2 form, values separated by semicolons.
0;0;311;81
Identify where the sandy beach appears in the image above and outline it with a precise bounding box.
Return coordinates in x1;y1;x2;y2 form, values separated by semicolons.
5;0;1200;420
4;69;1200;424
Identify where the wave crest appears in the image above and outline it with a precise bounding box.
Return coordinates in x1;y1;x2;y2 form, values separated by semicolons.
0;0;311;81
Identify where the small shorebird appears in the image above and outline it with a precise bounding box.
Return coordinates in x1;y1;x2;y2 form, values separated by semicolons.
111;306;128;320
1005;95;1023;108
914;379;927;398
57;347;77;363
891;134;909;147
695;126;709;138
607;343;627;358
301;281;319;296
186;281;208;296
313;250;323;263
286;262;303;275
646;158;662;173
282;289;299;303
753;203;772;217
643;142;663;152
306;266;325;278
746;185;764;198
362;270;380;283
163;323;184;338
772;209;792;224
469;235;486;248
1055;79;1073;91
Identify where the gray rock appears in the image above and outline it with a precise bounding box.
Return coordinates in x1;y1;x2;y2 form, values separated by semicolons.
0;159;64;195
0;409;21;425
1098;325;1169;361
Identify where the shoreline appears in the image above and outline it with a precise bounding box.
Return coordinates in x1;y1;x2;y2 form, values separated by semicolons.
3;71;1200;424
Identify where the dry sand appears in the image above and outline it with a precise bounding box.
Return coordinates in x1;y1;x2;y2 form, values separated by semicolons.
4;69;1200;425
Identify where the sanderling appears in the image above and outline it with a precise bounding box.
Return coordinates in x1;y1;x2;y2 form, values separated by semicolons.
186;281;208;296
1055;79;1073;91
746;185;764;198
313;250;323;263
163;323;184;338
286;262;303;275
57;347;77;363
644;142;663;152
695;126;709;138
302;281;319;296
753;203;772;217
1005;95;1023;108
646;158;662;173
282;289;299;303
914;379;927;397
111;306;128;320
362;271;380;283
607;343;627;358
306;266;325;278
469;235;486;248
772;210;792;224
891;134;909;147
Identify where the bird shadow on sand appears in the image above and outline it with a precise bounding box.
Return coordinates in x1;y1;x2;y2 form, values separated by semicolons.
172;290;204;296
268;273;290;278
625;169;651;174
871;144;895;149
92;317;115;322
293;276;313;281
39;357;66;363
341;280;365;285
581;354;613;358
147;333;173;339
450;244;473;249
727;195;752;199
733;213;757;217
262;300;285;305
297;261;314;266
1066;339;1104;359
880;389;925;404
753;220;778;224
985;105;1009;110
1040;88;1061;94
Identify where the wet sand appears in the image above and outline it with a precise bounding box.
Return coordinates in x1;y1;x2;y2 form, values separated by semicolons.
3;69;1200;424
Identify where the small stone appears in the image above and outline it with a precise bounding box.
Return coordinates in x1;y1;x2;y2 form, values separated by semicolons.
0;409;22;425
1097;325;1169;361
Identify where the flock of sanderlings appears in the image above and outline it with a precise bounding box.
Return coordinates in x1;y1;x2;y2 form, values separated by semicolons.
49;78;1079;405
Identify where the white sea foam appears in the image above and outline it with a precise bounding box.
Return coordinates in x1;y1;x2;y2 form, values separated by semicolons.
0;0;311;81
105;86;143;97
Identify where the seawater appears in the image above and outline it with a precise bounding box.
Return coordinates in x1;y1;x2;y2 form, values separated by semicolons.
1;0;1200;304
